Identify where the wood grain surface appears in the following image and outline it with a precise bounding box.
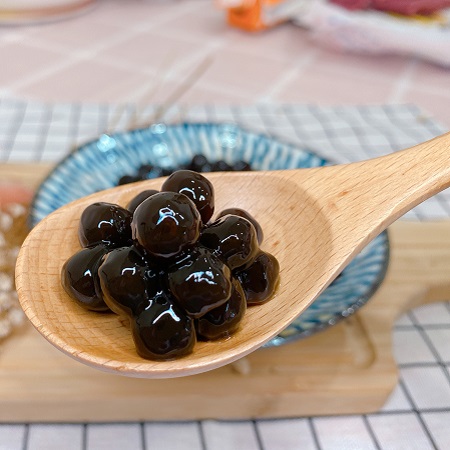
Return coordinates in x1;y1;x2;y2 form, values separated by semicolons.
3;162;450;421
1;220;449;421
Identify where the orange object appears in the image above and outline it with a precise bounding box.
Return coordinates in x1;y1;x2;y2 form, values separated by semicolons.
226;0;288;31
227;0;267;31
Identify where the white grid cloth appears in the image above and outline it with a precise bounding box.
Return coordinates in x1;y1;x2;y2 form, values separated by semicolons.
0;99;449;450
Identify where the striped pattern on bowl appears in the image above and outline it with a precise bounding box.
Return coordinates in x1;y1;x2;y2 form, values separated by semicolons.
30;122;389;345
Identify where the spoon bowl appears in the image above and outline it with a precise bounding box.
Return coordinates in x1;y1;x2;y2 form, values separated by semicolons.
16;133;450;378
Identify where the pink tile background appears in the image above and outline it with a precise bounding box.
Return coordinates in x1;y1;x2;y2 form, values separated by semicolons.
0;0;448;127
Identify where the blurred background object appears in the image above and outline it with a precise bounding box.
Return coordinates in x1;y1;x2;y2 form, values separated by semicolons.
0;184;31;343
220;0;450;67
332;0;450;15
0;0;97;24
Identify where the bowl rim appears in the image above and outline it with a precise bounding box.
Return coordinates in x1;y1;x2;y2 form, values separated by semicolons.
29;121;331;227
28;121;390;345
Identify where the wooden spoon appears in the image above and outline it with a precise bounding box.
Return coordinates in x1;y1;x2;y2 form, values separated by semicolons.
16;132;450;378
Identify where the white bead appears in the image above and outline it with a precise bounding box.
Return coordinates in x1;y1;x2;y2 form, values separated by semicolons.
0;212;13;231
0;291;13;312
9;308;24;326
6;203;26;218
0;318;11;339
0;272;13;292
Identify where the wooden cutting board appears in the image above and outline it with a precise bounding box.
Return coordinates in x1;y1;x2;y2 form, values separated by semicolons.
0;164;449;422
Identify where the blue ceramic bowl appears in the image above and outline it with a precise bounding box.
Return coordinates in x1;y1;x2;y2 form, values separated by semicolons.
30;122;389;345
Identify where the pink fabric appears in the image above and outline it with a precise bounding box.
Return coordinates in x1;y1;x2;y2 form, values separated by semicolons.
331;0;450;15
331;0;371;10
373;0;450;15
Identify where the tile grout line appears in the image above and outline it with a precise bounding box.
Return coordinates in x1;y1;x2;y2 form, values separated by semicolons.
308;418;322;450
140;422;147;450
388;58;419;104
12;29;257;104
82;423;87;450
397;378;439;449
252;420;265;450
408;310;450;388
3;101;28;163
33;104;53;163
197;421;208;450
21;423;29;450
362;415;382;450
258;48;320;103
3;0;205;94
110;39;230;105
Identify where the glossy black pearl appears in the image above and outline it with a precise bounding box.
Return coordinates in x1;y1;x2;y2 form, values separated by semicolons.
98;246;160;316
132;192;201;258
232;160;251;171
118;175;138;185
137;164;156;179
132;290;196;360
168;246;232;318
161;170;215;224
126;189;159;214
235;251;280;305
61;245;110;311
217;208;263;244
200;214;259;270
211;160;232;172
196;279;246;340
79;202;132;248
187;155;209;172
117;155;254;187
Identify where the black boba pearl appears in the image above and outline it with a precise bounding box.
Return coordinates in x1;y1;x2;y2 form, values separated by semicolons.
137;164;155;179
61;245;110;312
131;191;201;258
235;251;280;305
196;279;246;340
131;164;165;180
144;166;165;180
199;163;214;173
217;208;263;244
161;170;215;224
79;202;132;248
98;246;160;317
116;156;254;188
167;246;232;318
132;290;196;360
126;189;159;214
161;168;173;176
188;154;209;172
232;160;251;171
118;175;138;185
211;160;232;172
200;214;259;270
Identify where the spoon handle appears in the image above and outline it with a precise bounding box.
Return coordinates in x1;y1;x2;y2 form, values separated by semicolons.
288;131;450;256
